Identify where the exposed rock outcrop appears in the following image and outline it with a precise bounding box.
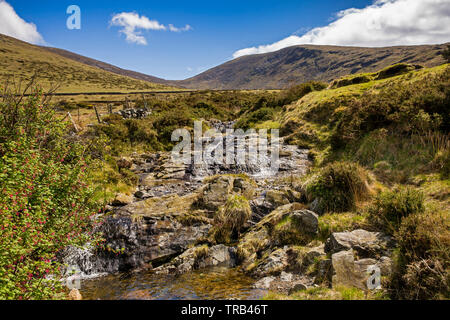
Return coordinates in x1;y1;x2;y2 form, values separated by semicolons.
325;229;394;258
154;244;237;275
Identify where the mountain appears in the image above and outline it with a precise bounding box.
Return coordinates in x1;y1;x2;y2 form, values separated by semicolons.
175;44;448;89
0;34;176;93
43;47;171;86
1;33;447;92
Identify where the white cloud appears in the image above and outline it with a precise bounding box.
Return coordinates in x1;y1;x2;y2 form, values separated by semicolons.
110;12;192;45
233;0;450;58
169;24;192;32
0;0;44;44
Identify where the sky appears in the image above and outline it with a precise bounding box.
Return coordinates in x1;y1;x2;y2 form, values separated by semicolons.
0;0;449;80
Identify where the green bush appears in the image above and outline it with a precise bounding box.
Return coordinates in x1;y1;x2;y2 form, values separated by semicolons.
304;162;370;213
0;85;102;299
281;81;327;105
391;210;450;299
235;107;274;130
368;186;424;234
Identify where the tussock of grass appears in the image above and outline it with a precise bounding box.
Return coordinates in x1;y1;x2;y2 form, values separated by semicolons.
210;195;252;244
303;161;372;214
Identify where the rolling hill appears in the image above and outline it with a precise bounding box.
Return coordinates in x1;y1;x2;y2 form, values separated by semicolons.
43;47;172;87
0;34;176;93
1;33;448;92
175;44;448;89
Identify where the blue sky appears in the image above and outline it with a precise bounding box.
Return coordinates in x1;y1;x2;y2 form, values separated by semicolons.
1;0;449;80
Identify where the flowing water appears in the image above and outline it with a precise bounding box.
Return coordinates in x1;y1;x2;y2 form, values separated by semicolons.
76;121;311;300
81;267;265;300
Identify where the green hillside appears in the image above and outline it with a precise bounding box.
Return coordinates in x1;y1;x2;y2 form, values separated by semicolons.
0;34;177;93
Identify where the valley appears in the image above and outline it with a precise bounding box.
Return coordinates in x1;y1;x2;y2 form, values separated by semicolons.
0;32;449;301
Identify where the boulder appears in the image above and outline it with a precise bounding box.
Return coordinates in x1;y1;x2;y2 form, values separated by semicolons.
265;190;290;208
199;176;234;210
314;259;333;285
198;175;256;211
264;188;303;210
252;247;290;277
331;250;393;291
111;193;133;207
325;229;394;258
270;207;319;246
154;244;237;275
63;193;212;275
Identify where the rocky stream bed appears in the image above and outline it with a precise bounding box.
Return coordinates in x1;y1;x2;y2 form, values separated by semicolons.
62;121;396;300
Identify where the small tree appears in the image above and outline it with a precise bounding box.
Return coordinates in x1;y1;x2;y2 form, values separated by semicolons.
0;81;102;300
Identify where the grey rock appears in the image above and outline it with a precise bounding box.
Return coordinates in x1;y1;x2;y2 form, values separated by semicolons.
154;244;237;275
331;249;393;291
325;229;394;258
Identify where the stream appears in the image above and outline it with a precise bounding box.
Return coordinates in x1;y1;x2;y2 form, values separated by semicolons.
81;267;264;300
70;120;311;300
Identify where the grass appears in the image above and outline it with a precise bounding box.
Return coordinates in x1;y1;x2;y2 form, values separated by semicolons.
303;161;372;214
318;212;369;241
272;63;450;300
210;195;252;244
0;34;177;93
368;186;425;234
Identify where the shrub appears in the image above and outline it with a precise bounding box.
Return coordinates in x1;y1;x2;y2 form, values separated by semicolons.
211;195;252;244
376;63;416;80
0;85;102;299
368;186;425;234
391;210;450;299
152;108;193;146
281;81;327;105
304;162;371;213
442;45;450;63
235;107;274;130
432;149;450;179
397;210;449;265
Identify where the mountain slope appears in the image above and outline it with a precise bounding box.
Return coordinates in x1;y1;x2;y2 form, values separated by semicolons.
176;44;448;89
43;47;172;86
0;34;176;93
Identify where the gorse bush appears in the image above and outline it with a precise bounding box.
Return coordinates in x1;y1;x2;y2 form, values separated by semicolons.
304;162;371;213
0;84;102;299
368;186;425;234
